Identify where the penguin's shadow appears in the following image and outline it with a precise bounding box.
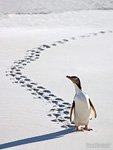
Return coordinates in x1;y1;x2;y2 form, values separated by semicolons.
0;128;75;149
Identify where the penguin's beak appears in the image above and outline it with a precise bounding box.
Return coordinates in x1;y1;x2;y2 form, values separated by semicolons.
66;75;71;79
66;75;73;82
66;75;69;78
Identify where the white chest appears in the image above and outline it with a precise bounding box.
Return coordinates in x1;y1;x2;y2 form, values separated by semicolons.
73;92;91;125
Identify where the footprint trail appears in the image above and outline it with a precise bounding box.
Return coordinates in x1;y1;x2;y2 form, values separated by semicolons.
6;30;113;128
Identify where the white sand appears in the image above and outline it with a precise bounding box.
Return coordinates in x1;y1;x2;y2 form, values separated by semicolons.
0;11;113;150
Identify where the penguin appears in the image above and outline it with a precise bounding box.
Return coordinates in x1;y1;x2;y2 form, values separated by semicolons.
66;75;97;131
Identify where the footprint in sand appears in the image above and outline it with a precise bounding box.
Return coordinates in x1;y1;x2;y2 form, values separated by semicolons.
92;33;98;36
55;98;63;102
71;37;76;40
99;31;106;34
63;110;69;115
51;119;57;122
58;118;66;122
63;39;69;42
57;41;64;44
53;113;61;118
42;45;51;48
52;100;59;105
51;43;57;46
38;47;45;51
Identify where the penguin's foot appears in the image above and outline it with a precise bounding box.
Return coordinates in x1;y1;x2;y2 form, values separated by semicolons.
77;129;84;132
83;125;93;131
84;128;93;131
76;126;84;132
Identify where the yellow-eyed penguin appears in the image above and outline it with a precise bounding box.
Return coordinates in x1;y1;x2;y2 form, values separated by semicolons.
66;75;97;131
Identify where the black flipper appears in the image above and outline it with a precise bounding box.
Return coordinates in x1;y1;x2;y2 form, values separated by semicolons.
70;101;75;122
89;99;97;118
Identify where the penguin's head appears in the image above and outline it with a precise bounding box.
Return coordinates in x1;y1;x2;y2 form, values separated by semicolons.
66;75;82;90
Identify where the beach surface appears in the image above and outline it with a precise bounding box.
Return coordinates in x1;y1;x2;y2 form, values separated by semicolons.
0;10;113;149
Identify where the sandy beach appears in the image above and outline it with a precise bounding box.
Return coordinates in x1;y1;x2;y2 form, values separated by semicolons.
0;9;113;150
